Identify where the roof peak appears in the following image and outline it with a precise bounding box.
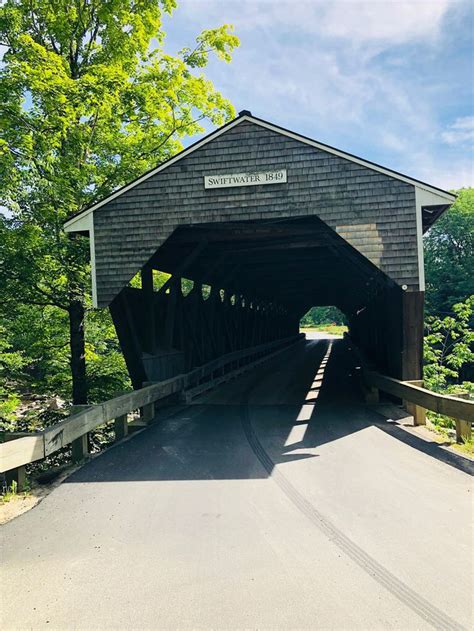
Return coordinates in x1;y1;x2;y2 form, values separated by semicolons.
64;111;455;232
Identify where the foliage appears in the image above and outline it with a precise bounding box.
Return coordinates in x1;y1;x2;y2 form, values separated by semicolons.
424;189;474;318
300;306;346;328
423;296;473;436
85;308;131;402
0;0;239;404
423;190;473;438
0;325;24;421
423;296;474;392
0;299;130;417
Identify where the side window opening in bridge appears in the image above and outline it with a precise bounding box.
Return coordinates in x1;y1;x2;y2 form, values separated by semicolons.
201;284;211;300
128;270;173;292
300;306;348;337
153;270;171;292
181;278;194;296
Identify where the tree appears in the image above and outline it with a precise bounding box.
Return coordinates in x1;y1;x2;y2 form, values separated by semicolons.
424;188;474;318
300;306;346;327
0;0;239;403
424;296;474;392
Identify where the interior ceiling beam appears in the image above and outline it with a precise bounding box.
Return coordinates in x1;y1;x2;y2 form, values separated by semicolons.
155;242;335;268
171;223;327;243
222;264;370;283
208;238;330;253
152;253;343;280
223;277;366;305
226;275;365;294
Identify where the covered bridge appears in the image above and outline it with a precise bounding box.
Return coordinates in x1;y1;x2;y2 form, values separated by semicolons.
64;111;455;389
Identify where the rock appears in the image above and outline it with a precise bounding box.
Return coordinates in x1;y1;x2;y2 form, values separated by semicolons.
47;397;65;411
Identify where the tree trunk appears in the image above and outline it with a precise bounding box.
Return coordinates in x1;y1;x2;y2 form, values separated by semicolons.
68;299;87;404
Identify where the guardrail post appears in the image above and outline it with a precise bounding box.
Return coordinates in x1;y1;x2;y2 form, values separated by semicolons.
4;465;27;493
141;402;154;424
114;414;129;441
454;393;471;442
71;434;89;462
404;381;426;426
411;405;426;426
364;386;379;405
455;419;472;443
70;405;91;463
71;434;88;463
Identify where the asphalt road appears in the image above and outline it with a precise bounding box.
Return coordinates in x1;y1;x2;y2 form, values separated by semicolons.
1;335;472;630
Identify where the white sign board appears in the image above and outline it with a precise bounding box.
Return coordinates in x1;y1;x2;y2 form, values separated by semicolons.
204;169;287;189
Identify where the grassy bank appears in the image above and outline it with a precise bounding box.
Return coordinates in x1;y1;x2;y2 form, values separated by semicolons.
301;324;348;337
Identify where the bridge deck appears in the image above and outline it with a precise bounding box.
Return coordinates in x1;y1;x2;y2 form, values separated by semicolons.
1;336;472;630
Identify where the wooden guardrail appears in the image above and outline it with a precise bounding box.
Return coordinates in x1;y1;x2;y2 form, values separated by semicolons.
1;334;303;489
364;371;473;443
344;333;473;443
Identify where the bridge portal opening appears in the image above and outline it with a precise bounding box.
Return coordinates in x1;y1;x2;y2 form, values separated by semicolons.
299;306;347;333
108;216;415;390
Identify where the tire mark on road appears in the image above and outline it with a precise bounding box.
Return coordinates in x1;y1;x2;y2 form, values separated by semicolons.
241;403;465;631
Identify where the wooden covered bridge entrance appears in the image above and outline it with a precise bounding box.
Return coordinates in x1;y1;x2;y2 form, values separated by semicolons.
64;111;455;389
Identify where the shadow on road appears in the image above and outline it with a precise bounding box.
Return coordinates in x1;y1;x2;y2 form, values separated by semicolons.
66;338;473;485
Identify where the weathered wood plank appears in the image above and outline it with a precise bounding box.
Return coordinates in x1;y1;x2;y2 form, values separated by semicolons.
43;406;104;457
0;435;44;472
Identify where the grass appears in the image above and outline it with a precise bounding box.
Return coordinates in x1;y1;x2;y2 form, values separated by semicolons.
426;411;474;457
2;480;19;503
1;479;31;503
1;479;18;502
451;436;474;457
301;324;348;337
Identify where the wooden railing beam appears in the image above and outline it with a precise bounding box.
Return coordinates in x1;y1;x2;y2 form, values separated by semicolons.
364;371;473;427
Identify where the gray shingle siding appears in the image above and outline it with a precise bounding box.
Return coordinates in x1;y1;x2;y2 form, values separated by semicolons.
93;120;418;307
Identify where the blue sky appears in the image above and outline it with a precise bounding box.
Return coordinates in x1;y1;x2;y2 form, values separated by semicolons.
163;0;473;190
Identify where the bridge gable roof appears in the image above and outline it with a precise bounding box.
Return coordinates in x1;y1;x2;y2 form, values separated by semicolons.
64;113;455;307
65;112;454;229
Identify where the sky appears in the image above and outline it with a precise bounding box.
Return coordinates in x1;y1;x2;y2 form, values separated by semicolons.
162;0;473;190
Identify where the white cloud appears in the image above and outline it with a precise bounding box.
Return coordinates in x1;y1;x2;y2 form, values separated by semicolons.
178;0;455;45
167;0;472;190
441;116;474;145
415;158;473;189
319;0;454;44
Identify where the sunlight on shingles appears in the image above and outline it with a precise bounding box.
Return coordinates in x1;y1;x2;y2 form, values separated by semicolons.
285;342;333;446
